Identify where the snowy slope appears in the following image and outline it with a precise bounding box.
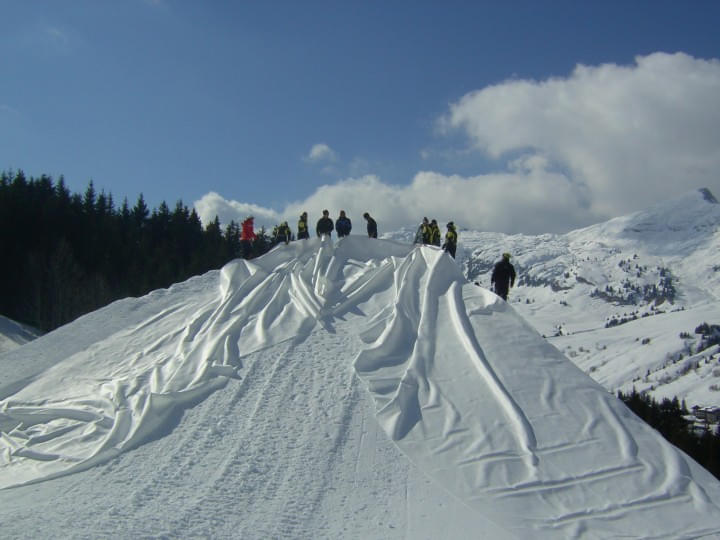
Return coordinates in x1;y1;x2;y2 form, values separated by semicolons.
551;302;720;406
2;236;720;538
0;315;41;356
457;188;720;409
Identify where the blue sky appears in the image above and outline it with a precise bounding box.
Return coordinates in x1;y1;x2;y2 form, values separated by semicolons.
2;0;720;234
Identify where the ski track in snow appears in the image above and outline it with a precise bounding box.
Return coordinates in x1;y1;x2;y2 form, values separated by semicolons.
2;236;720;538
0;317;496;539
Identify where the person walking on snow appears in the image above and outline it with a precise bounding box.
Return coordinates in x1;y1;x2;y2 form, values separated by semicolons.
297;212;309;239
316;209;334;238
363;212;377;238
491;252;516;301
442;221;458;258
240;216;256;259
336;210;352;237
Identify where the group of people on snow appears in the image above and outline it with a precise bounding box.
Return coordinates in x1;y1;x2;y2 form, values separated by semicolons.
239;212;516;302
410;217;515;298
239;210;378;255
414;217;458;259
310;209;377;239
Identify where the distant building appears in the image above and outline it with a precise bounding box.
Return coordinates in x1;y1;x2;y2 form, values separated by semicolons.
692;405;720;424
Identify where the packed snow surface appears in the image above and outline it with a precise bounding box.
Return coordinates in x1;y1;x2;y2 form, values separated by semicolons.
0;315;40;356
2;236;720;538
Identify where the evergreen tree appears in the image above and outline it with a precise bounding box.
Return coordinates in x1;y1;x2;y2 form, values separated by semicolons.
0;170;251;331
618;389;720;480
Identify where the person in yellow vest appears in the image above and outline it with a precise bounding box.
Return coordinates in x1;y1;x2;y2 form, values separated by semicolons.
442;221;458;258
429;219;441;246
415;217;430;244
297;212;309;239
275;221;291;244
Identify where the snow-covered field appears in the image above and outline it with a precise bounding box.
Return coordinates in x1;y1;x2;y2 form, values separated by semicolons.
454;188;720;410
2;224;720;538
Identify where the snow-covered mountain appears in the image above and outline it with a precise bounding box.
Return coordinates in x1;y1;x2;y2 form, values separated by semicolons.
2;232;720;539
449;188;720;409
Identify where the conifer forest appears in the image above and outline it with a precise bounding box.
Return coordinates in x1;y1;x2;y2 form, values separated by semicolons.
0;170;266;332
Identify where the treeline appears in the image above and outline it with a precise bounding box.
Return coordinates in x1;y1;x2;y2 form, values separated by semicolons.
0;170;264;332
618;389;720;480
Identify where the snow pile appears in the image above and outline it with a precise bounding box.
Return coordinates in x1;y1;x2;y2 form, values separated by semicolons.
0;315;40;356
2;236;720;538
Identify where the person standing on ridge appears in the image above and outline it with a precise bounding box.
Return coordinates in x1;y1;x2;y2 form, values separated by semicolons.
297;212;309;239
240;216;256;259
442;221;458;258
276;221;291;244
415;217;430;244
363;212;377;238
336;210;352;237
430;219;441;246
491;252;517;301
316;209;334;238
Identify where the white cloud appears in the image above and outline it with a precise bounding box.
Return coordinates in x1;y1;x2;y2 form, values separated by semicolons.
46;27;68;44
13;23;80;57
305;143;337;163
194;166;590;236
196;53;720;236
194;192;280;230
441;52;720;219
36;25;74;54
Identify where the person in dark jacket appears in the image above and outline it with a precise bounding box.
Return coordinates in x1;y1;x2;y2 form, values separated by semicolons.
363;212;377;238
491;252;516;301
297;212;309;239
442;221;458;258
274;221;292;244
336;210;352;237
316;209;334;238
